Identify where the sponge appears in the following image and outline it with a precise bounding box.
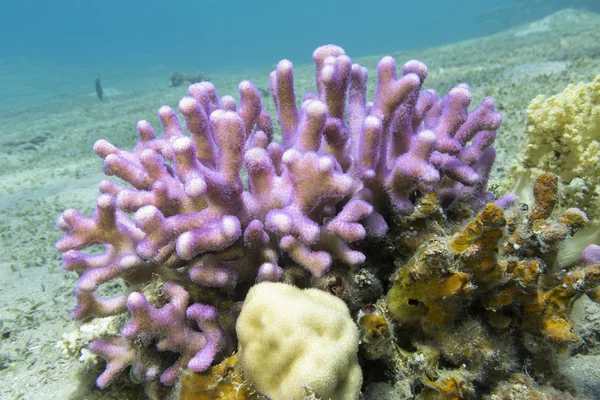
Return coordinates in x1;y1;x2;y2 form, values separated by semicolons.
236;282;362;400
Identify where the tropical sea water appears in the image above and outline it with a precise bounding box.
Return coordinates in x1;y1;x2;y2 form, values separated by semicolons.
1;1;600;399
1;0;598;113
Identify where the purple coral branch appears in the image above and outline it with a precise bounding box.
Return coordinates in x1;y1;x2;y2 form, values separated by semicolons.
121;281;227;385
56;44;504;389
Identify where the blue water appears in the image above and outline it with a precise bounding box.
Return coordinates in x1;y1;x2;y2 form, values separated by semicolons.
2;0;495;70
1;0;598;113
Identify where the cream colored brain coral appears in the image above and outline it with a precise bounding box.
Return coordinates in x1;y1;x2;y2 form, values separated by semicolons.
509;75;600;222
236;282;362;400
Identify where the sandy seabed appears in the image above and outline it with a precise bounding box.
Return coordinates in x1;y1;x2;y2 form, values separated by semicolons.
1;9;600;400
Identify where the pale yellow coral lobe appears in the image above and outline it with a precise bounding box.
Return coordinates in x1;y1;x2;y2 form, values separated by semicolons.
509;75;600;222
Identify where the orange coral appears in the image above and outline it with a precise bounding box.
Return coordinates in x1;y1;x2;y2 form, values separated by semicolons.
449;203;506;254
585;263;600;302
389;179;597;346
528;173;558;228
359;314;390;343
485;260;542;312
450;203;506;286
358;311;394;360
389;205;510;332
559;208;589;233
411;192;442;220
422;373;474;400
179;355;265;400
520;267;594;344
382;172;598;398
388;264;471;331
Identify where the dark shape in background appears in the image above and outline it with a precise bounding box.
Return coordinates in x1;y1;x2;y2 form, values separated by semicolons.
169;71;207;87
95;75;103;102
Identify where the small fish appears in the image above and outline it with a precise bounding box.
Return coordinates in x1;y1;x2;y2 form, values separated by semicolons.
95;75;104;101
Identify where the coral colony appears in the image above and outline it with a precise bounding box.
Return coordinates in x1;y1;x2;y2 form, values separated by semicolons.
56;45;600;399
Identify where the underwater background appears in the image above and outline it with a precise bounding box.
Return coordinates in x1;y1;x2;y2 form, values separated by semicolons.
1;0;599;112
1;0;600;399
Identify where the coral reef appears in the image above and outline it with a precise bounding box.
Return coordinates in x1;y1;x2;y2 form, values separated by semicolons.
366;172;600;398
508;75;600;223
55;44;600;398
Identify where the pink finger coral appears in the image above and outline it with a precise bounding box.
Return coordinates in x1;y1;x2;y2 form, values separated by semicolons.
56;44;523;395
